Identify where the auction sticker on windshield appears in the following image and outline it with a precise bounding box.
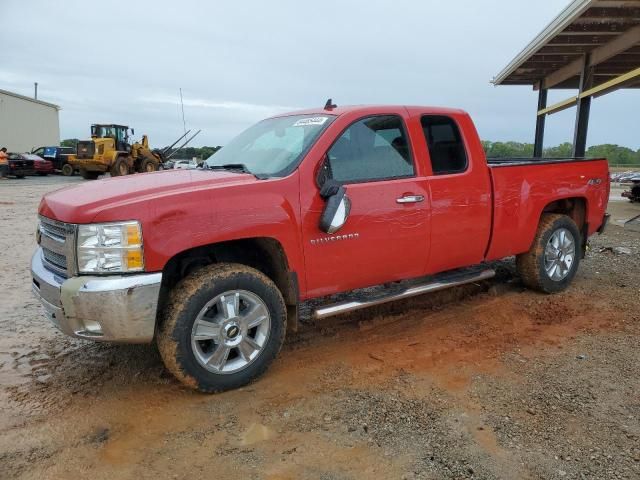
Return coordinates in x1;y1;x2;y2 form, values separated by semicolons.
293;117;329;127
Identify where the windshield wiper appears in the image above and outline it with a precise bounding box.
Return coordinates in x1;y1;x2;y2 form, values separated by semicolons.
205;163;269;180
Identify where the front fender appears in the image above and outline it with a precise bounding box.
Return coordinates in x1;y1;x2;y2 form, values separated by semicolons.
91;173;306;292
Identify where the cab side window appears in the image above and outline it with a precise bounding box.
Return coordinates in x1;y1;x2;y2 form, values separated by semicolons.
327;115;414;184
421;115;468;175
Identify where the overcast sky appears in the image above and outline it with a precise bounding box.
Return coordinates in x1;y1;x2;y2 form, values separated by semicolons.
1;0;638;149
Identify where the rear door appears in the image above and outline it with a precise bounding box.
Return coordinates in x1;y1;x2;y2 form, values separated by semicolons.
300;114;431;298
417;114;492;273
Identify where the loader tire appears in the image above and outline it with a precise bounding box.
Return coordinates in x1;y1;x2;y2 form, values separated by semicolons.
140;158;158;173
80;169;100;180
111;157;129;177
516;214;581;293
157;263;287;393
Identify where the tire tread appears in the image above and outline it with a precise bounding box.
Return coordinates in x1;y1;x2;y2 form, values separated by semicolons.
157;263;286;393
516;213;581;293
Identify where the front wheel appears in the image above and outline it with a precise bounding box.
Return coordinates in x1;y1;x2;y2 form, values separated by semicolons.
140;158;157;173
517;214;581;293
111;157;129;177
157;263;287;392
61;163;74;176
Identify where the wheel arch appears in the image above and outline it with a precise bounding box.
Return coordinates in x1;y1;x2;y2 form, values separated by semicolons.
158;237;299;331
539;196;588;255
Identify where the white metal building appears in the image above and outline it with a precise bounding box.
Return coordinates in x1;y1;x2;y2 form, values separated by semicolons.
0;88;60;153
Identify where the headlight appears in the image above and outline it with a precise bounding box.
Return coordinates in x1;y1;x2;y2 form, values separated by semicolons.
77;221;144;273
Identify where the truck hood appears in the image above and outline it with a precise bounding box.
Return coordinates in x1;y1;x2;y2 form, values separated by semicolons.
39;169;258;223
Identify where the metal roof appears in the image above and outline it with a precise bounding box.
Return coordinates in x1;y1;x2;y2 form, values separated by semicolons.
493;0;640;89
0;88;61;110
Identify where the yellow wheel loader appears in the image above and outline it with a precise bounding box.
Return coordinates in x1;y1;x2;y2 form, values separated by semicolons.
68;124;165;180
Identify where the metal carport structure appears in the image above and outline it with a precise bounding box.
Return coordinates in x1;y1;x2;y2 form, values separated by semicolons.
492;0;640;157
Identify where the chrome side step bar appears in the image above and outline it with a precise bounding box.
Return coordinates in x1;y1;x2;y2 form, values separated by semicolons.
313;268;495;320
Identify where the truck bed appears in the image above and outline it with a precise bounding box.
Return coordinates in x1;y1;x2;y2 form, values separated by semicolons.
485;157;609;262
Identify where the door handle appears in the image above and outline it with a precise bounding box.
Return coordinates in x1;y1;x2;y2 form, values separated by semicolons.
396;195;424;204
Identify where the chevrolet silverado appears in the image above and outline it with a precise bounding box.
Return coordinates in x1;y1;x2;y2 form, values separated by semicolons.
31;104;610;392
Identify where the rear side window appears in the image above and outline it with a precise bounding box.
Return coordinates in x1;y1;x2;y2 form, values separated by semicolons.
44;147;57;157
421;115;467;175
327;115;414;184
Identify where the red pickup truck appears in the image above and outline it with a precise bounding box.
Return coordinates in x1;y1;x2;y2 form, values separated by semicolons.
31;104;610;392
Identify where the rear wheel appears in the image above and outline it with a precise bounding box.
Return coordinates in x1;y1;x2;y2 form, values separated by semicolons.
140;158;158;173
80;169;100;180
111;157;129;177
517;214;581;293
61;163;74;176
157;263;287;393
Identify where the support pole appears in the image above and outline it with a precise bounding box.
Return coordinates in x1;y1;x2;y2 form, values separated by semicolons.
533;86;547;158
572;54;593;157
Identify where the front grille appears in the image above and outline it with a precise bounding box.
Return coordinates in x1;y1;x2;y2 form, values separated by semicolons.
40;218;69;241
39;216;77;278
42;248;67;270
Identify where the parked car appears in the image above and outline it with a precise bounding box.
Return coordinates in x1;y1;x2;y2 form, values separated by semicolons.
7;153;36;178
24;154;54;176
31;104;610;393
31;146;76;176
622;174;640;202
173;159;198;169
612;170;640;183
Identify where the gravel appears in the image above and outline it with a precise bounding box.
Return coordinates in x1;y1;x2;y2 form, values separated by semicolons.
0;176;638;480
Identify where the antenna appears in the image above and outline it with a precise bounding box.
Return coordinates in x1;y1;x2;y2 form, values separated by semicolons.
324;98;337;110
179;88;187;134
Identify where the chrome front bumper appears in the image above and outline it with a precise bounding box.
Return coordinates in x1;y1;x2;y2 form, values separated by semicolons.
31;248;162;343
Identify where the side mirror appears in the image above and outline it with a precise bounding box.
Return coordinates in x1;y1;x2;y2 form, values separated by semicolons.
319;183;351;234
131;128;135;135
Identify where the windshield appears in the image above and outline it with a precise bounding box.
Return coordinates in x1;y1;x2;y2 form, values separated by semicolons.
92;125;118;139
205;114;335;177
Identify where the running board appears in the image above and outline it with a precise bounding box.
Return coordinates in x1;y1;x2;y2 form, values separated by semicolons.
312;268;496;320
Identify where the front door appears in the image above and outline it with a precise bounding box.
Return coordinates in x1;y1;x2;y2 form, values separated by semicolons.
300;114;431;298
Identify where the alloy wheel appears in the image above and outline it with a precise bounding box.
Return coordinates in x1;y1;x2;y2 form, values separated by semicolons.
190;290;271;374
544;228;575;281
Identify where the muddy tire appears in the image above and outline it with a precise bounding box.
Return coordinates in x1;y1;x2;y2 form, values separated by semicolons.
80;169;100;180
140;158;157;173
61;163;74;176
157;263;287;393
111;157;129;177
516;214;581;293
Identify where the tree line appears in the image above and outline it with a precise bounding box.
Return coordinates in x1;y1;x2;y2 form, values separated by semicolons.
61;138;640;166
482;141;640;166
